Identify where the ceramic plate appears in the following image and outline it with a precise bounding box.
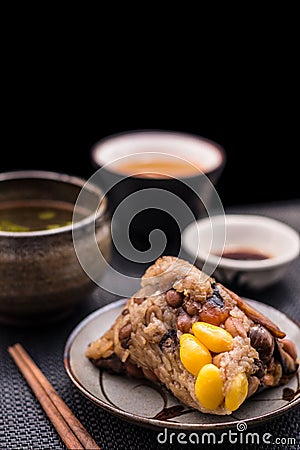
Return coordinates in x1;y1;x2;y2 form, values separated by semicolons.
64;298;300;431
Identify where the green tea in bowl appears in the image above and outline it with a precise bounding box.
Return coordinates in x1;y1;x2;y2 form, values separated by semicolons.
0;171;111;325
0;199;87;232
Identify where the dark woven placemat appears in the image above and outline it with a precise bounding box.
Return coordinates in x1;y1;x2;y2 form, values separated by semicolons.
1;200;299;450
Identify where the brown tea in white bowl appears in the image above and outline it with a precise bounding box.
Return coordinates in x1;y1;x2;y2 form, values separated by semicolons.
90;130;226;247
91;130;225;179
112;157;205;179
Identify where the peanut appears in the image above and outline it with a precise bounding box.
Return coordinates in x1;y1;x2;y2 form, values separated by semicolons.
224;317;247;338
177;308;196;333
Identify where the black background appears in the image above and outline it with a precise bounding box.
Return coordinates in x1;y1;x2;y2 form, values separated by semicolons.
1;80;298;208
1;7;299;210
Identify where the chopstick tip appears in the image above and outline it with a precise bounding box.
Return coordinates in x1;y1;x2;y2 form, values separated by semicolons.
8;342;20;350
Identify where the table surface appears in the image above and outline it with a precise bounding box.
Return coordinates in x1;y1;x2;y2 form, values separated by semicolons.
1;199;299;450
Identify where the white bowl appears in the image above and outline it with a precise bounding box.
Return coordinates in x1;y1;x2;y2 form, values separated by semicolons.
182;214;300;291
90;130;226;240
91;130;225;176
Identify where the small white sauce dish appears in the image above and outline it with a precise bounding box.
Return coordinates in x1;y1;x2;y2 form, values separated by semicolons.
182;214;300;291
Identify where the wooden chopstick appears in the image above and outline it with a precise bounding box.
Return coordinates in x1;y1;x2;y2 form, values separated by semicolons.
8;343;100;450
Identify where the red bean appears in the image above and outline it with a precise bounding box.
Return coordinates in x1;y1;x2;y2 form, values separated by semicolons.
166;290;183;308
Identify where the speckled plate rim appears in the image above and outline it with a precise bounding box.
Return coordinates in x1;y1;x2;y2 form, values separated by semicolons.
64;298;300;431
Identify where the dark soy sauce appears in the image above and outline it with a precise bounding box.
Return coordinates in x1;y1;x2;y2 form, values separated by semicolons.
215;248;271;261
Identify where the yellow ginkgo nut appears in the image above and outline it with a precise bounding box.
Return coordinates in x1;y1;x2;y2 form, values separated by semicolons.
195;363;224;410
192;322;234;353
225;372;248;411
179;334;212;376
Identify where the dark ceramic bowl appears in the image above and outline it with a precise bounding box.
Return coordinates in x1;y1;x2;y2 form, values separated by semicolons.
90;130;226;252
0;171;111;325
